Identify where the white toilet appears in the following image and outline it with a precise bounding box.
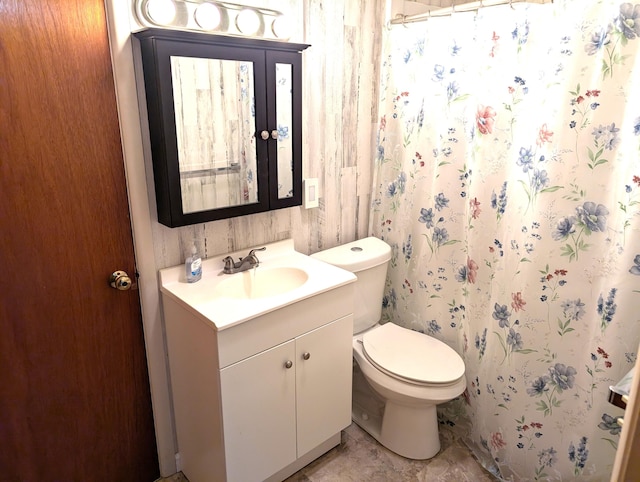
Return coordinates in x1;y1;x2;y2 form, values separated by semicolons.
312;237;466;460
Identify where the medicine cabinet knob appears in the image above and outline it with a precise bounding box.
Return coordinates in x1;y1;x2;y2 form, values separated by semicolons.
284;360;293;369
260;130;269;140
109;270;132;291
302;352;311;360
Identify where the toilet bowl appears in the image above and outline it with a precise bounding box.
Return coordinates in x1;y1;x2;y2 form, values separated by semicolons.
353;322;466;459
311;237;467;460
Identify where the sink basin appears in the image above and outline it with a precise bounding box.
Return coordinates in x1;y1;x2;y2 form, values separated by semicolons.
213;267;309;299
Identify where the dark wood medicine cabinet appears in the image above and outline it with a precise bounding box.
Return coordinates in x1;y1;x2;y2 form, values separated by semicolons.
133;28;310;227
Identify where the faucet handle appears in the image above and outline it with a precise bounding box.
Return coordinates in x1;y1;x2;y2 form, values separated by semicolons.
248;247;266;257
222;256;234;271
246;247;266;268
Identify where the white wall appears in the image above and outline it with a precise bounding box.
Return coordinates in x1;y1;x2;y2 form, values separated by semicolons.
105;0;385;475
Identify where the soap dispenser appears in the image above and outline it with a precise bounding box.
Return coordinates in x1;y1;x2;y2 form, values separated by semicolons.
185;244;202;283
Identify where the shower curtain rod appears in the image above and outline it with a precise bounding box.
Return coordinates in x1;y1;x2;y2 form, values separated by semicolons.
389;0;553;24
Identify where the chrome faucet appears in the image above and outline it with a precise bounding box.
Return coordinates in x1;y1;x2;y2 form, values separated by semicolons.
222;247;266;274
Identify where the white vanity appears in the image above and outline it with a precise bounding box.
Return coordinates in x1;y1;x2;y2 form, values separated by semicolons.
159;239;356;482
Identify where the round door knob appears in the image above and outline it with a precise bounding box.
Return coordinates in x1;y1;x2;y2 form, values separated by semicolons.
302;352;311;360
109;270;132;291
284;360;293;369
260;130;269;140
271;130;278;140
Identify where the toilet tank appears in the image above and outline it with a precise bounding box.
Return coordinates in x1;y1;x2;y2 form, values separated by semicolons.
311;237;391;334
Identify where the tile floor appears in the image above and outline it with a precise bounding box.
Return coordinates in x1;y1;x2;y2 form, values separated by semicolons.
158;422;498;482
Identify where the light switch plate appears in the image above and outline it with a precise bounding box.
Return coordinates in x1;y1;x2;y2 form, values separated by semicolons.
303;178;319;209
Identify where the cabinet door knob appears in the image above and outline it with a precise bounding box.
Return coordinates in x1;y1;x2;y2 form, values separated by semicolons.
260;130;270;140
271;130;278;140
284;360;293;369
302;352;311;360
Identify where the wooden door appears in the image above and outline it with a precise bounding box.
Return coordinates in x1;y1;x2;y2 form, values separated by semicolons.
610;346;640;481
0;1;159;480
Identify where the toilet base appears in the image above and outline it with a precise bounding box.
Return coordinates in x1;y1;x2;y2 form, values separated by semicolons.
352;400;441;460
380;402;440;459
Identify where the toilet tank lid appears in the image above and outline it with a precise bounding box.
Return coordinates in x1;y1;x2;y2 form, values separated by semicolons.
310;237;391;272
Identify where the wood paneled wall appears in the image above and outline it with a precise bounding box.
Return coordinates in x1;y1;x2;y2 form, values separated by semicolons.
149;0;386;268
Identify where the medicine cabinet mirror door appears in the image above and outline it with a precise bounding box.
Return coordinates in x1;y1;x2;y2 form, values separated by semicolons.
139;35;270;227
171;54;266;218
266;51;303;209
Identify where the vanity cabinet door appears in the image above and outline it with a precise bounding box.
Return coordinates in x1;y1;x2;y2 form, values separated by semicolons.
220;340;297;482
295;315;353;456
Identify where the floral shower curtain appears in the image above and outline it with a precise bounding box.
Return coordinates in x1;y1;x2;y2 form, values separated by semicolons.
370;1;640;479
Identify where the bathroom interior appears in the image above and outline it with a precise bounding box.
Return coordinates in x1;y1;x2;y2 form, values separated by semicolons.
119;0;640;479
3;0;639;480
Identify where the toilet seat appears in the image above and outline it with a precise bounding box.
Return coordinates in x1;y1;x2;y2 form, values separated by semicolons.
362;323;465;385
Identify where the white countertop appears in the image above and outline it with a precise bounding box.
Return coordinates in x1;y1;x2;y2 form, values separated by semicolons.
159;239;356;331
